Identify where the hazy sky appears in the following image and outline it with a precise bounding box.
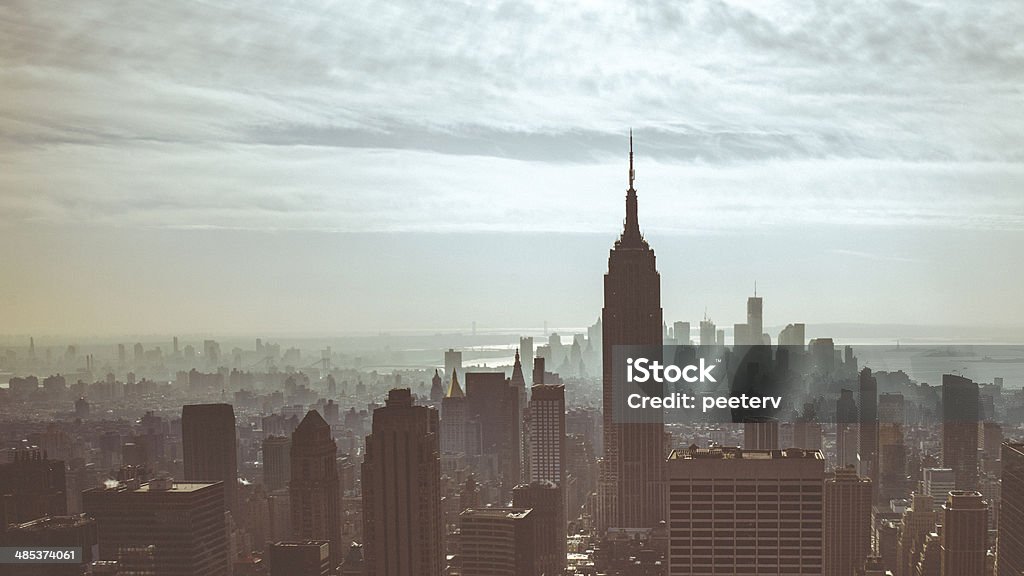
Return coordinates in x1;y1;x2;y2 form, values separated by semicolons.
1;0;1023;336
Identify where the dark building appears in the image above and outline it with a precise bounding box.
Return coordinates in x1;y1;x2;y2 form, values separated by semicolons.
942;374;979;490
441;372;467;454
824;467;873;576
858;368;879;495
268;541;331;576
0;514;97;576
836;389;859;469
599;134;665;531
82;478;228;576
362;388;443;576
0;449;67;525
941;491;987;575
458;507;538;576
999;442;1024;576
512;482;565;576
465;371;520;496
290;411;341;569
429;369;444;403
262;435;291;492
181;403;237;513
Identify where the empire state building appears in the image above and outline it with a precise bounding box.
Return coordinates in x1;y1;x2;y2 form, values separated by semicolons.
598;133;665;531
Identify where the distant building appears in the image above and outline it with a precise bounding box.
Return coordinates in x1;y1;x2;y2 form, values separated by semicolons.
943;375;979;490
444;348;462;382
182;403;237;513
0;448;67;524
262;436;291;492
923;468;956;500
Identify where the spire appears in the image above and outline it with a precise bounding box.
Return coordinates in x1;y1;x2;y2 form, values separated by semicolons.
446;371;464;398
621;130;642;244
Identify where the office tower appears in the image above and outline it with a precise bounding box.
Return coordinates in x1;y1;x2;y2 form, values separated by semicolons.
733;322;752;346
181;403;237;513
923;468;956;499
879;393;907;502
290;410;341;569
362;389;443;576
444;348;462;381
824;467;873;576
699;318;716;347
599;135;665;531
716;329;725;347
897;492;938;576
528;384;566;485
1;514;98;575
837;389;859;468
512;482;565;576
673;321;690;344
747;292;763;344
519;336;534;383
940;491;987;576
778;323;806;349
263;435;291;492
458;507;539;576
466;372;520;494
810;338;836;374
429;369;444;402
859;368;879;493
666;447;825;575
743;418;779;450
999;442;1024;576
441;372;467;454
269;541;331;576
82;478;228;575
942;374;979;490
510;349;528;424
0;449;67;524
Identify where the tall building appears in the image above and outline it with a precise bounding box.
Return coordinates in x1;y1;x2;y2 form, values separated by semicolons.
699;318;716;347
878;393;907;502
778;323;806;349
836;389;859;469
527;384;566;485
444;348;462;382
858;368;879;495
441;372;466;454
896;492;938;576
466;372;520;495
429;369;444;403
599;134;665;531
942;374;979;491
82;478;228;576
512;482;564;576
519;337;534;384
458;507;538;576
747;292;764;345
290;410;341;569
268;541;331;576
666;446;825;575
940;491;987;576
743;418;779;450
263;435;291;492
672;321;690;344
362;389;443;576
998;442;1024;576
0;449;67;524
824;467;873;576
181;403;237;513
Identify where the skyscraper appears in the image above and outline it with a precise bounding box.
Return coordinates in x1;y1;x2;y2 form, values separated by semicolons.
466;372;520;496
998;442;1024;576
458;508;538;576
747;292;763;345
519;336;534;383
666;446;825;575
444;348;462;382
82;478;228;575
362;389;443;576
429;369;444;403
524;383;567;572
599;134;665;531
896;492;938;576
824;466;873;576
290;410;341;569
511;482;564;576
942;374;979;491
262;435;291;492
441;371;466;454
940;491;987;576
268;541;331;576
181;403;237;513
836;389;859;469
858;368;879;496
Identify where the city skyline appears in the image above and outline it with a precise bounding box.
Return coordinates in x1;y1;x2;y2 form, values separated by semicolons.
3;1;1024;335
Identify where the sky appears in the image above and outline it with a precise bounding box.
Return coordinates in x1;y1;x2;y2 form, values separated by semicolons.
1;0;1023;336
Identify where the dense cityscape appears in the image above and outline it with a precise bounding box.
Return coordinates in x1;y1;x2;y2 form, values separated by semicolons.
0;146;1021;576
